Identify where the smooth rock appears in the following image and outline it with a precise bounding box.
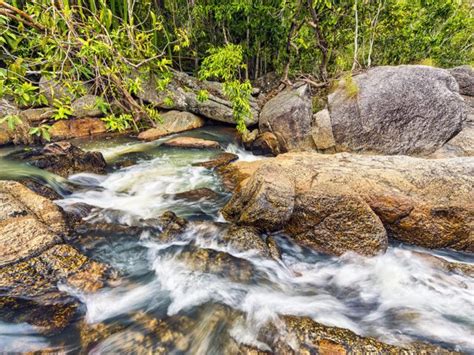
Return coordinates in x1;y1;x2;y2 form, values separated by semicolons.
221;152;473;255
162;136;220;149
328;65;465;155
449;65;474;96
311;109;336;151
259;84;313;152
138;111;205;141
50;117;107;140
71;94;103;118
11;141;107;177
137;71;259;126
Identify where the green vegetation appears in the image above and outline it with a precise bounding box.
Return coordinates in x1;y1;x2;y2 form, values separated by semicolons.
0;0;472;135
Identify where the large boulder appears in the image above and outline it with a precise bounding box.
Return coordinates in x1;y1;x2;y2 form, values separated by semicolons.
449;65;474;96
10;141;107;177
0;181;67;266
137;71;259;126
138;110;205;141
259;84;313;152
0;181;112;332
221;153;473;255
328;65;465;155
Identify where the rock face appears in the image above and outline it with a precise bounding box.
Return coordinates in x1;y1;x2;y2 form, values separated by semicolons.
137;71;259;126
0;181;67;266
259;84;313;152
50;117;107;140
11;141;107;177
137;110;205;141
221;152;473;255
162;136;220;149
0;181;112;332
251;132;281;156
449;65;474;96
328;65;465;155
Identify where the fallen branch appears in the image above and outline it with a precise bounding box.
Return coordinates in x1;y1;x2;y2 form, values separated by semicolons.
0;1;45;32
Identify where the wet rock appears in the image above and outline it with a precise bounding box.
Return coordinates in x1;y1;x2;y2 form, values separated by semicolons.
259;84;313;152
138;111;205;141
176;246;254;282
137;71;259;126
449;65;474;96
251;132;281;156
193;152;239;169
155;211;189;243
0;244;112;333
173;187;220;202
328;65;465;155
0;180;67;266
20;178;63;200
162;136;220;149
252;315;457;354
266;236;282;261
222;224;270;258
20;107;55;123
222;152;473;255
241;129;259;150
71;94;103;118
50;117;107;140
413;251;474;277
12;141;107;177
311;109;336;151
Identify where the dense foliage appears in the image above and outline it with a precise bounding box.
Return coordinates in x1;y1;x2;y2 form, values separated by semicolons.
0;0;472;136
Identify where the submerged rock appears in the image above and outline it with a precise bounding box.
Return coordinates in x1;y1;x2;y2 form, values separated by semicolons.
162;136;220;149
11;141;107;177
193;152;239;169
138;111;205;141
222;153;473;255
173;187;220;202
328;65;465;155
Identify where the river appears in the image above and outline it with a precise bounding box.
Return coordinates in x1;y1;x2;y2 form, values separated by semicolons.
1;127;473;353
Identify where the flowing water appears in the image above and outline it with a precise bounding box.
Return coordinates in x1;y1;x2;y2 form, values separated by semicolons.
1;127;473;353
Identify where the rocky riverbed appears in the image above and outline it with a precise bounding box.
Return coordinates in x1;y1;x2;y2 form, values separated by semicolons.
0;126;473;353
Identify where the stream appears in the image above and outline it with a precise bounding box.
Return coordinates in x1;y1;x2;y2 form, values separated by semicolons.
1;127;473;353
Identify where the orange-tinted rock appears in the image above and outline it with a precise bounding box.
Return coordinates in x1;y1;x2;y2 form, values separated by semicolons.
162;136;220;149
50;117;106;140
